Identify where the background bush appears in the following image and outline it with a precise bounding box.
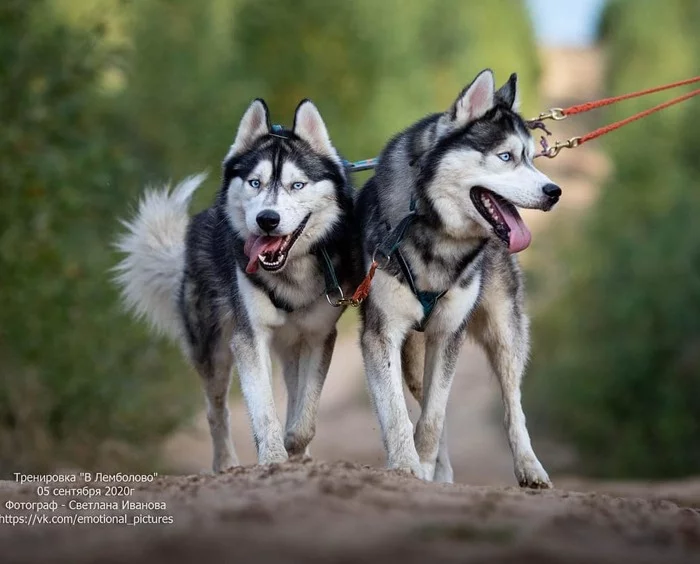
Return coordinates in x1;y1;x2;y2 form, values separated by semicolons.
0;0;194;474
527;0;700;479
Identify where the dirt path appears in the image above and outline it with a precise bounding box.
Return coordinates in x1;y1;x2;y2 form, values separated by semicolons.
2;460;700;564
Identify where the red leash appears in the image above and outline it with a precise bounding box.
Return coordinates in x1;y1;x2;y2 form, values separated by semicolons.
529;76;700;158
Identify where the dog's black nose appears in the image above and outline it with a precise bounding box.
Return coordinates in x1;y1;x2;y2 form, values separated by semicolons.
256;210;280;232
542;183;562;199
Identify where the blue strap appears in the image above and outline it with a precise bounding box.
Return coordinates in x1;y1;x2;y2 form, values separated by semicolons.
415;290;448;332
383;201;447;332
317;247;340;295
343;158;379;172
271;124;378;172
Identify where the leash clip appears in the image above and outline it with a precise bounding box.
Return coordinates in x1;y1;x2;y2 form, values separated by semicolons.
325;287;361;308
542;136;581;158
530;107;567;122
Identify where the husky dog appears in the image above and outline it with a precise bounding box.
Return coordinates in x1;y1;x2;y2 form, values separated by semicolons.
115;99;356;471
356;70;560;487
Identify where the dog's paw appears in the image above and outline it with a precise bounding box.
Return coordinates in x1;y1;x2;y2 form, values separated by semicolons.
433;460;454;484
515;456;552;489
259;445;289;466
284;428;313;457
390;460;426;480
212;460;238;474
421;461;436;482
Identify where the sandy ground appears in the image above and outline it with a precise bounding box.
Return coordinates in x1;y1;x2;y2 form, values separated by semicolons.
2;459;700;564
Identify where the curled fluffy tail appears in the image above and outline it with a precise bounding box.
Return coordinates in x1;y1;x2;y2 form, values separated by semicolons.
114;173;207;340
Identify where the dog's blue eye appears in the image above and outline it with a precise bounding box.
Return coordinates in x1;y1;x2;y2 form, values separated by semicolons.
498;152;512;162
248;179;261;189
292;181;306;190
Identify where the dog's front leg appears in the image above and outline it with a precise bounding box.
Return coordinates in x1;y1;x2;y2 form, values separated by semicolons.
232;325;287;465
413;329;466;482
232;273;287;465
470;290;552;489
361;282;423;477
363;329;422;476
284;329;337;455
196;343;239;473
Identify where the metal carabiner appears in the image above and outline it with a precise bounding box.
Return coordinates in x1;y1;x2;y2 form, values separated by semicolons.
530;107;567;122
542;136;581;158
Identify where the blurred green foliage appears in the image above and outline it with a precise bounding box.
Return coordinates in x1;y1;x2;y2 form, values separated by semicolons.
0;0;539;473
527;0;700;478
122;0;541;202
0;0;197;474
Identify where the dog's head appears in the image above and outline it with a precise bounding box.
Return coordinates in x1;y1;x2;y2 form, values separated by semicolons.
223;99;347;274
419;70;561;253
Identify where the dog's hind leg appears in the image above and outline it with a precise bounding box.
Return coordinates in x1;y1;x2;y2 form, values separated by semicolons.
469;281;552;489
433;421;453;483
401;331;426;403
283;330;337;456
412;329;465;482
401;331;453;483
196;343;239;473
278;339;302;450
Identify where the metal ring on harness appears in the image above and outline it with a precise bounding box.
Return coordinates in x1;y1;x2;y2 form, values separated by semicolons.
371;248;392;270
325;286;346;307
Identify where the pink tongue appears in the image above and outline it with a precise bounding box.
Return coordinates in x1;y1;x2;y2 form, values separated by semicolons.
493;200;532;254
243;235;285;273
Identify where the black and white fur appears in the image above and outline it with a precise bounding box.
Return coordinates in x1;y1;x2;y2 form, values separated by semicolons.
356;70;560;487
115;99;356;471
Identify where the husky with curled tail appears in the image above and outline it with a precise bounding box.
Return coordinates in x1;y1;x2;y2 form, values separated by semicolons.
356;70;561;487
115;99;357;471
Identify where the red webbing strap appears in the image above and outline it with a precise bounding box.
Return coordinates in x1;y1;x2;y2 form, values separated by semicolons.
563;76;700;117
579;87;700;145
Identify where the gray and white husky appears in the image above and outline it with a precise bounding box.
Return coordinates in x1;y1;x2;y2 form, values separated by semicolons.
356;70;561;487
115;99;357;471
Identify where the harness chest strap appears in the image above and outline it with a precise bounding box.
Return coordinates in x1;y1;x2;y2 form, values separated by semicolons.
316;246;350;307
342;200;450;331
394;247;447;332
260;247;344;312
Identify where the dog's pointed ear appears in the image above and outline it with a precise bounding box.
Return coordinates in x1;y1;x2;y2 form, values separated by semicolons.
496;73;520;112
226;99;270;160
293;99;337;158
450;69;495;127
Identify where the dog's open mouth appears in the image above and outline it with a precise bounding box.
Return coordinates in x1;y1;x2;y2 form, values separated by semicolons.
470;187;532;254
243;215;310;274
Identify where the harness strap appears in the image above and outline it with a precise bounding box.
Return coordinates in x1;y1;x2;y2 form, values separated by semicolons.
263;246;342;312
395;249;447;332
376;208;416;263
268;294;295;313
317;247;349;308
344;198;449;329
317;247;340;293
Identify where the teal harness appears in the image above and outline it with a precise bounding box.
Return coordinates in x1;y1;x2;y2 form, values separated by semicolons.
316;247;347;307
373;199;447;332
